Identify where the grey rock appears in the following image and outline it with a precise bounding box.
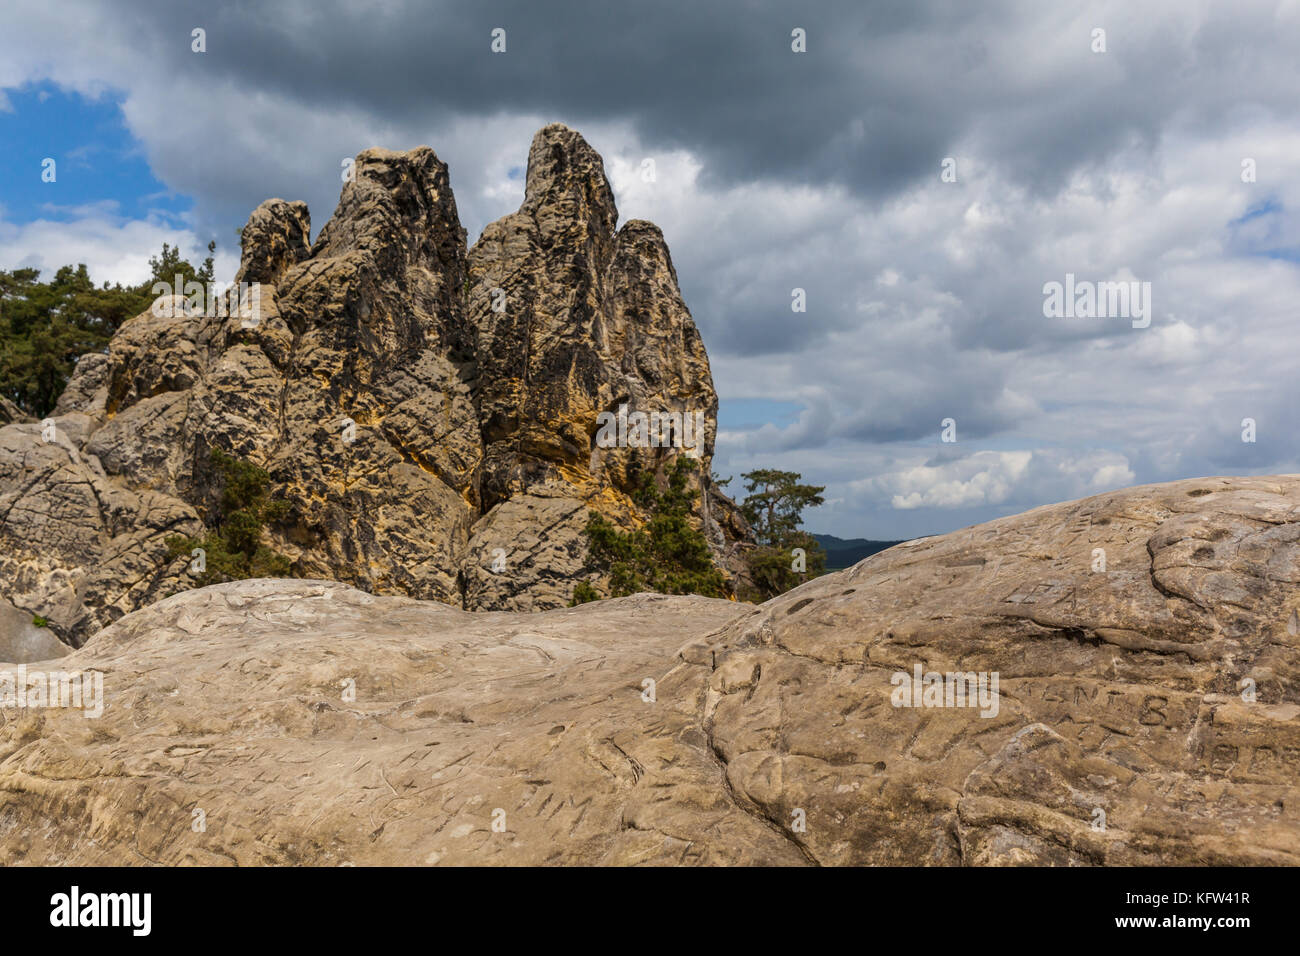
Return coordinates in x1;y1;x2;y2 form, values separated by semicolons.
0;125;749;647
1;474;1295;865
0;397;29;425
0;596;71;663
52;352;109;417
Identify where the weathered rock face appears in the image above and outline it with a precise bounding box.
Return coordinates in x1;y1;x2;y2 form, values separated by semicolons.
0;397;26;426
699;474;1300;865
0;125;745;645
0;415;202;644
2;476;1295;865
0;596;69;664
464;125;738;607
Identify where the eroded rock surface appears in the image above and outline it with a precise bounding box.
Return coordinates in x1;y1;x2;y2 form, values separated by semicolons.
465;125;743;608
2;475;1296;865
0;597;69;664
0;125;745;645
0;398;27;426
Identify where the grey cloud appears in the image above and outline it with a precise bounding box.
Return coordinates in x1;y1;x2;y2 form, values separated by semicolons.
4;0;1300;539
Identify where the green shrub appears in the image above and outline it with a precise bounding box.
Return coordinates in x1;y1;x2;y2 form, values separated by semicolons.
571;457;727;604
569;581;602;606
165;447;293;586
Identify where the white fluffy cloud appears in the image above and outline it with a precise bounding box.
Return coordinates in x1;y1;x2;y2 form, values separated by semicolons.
0;213;238;287
865;449;1136;512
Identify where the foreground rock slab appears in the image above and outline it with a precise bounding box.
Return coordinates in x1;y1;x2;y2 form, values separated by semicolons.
1;475;1298;865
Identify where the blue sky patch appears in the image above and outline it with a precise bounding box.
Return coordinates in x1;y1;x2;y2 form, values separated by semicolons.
0;82;191;226
1227;196;1299;262
717;398;802;430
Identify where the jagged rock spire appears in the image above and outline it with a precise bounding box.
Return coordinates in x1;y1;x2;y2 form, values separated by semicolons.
0;126;748;643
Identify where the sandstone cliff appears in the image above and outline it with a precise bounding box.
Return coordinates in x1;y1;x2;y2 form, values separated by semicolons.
1;475;1295;865
0;125;747;647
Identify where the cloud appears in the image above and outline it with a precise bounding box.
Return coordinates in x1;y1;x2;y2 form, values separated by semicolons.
1;0;1298;539
0;213;238;286
861;449;1135;511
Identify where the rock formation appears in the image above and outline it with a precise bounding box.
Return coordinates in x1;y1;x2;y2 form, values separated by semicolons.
0;397;26;426
1;475;1296;865
0;125;746;647
0;597;68;664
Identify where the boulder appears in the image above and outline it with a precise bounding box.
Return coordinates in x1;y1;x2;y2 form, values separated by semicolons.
1;475;1295;865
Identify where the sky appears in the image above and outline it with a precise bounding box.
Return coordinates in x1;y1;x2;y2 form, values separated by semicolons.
1;0;1298;540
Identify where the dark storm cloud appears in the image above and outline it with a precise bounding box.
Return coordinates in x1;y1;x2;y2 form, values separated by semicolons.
21;1;1300;241
51;0;1182;204
157;0;943;187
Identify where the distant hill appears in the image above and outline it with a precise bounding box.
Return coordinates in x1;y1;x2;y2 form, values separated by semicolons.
812;534;906;570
